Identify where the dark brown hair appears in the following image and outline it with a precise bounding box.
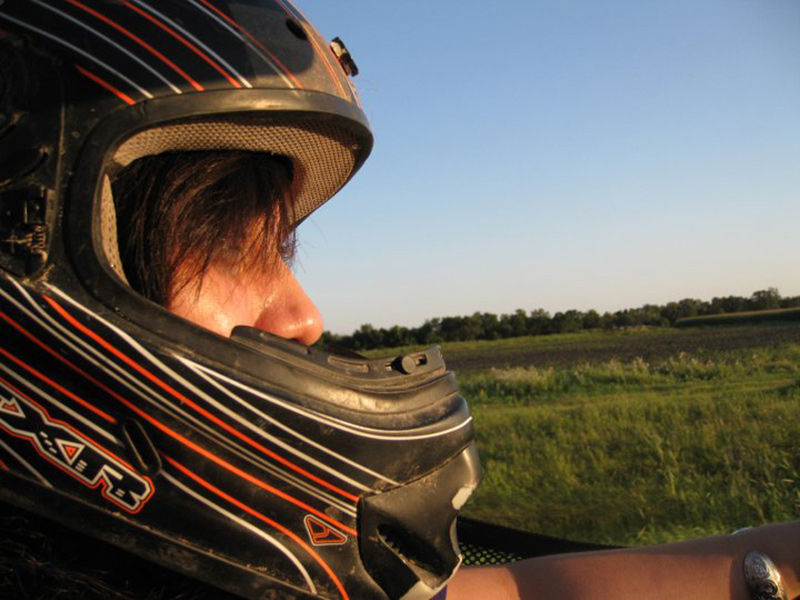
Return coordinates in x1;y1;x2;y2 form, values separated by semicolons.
112;151;296;305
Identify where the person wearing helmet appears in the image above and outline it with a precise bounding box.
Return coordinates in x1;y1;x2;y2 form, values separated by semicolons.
0;2;796;599
0;2;478;597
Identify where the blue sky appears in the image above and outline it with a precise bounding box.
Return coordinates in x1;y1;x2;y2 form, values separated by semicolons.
295;0;800;334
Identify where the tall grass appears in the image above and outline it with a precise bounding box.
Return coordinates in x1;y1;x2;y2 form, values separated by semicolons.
460;346;800;545
462;345;800;405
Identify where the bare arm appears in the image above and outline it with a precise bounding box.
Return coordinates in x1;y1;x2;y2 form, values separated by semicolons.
448;520;800;600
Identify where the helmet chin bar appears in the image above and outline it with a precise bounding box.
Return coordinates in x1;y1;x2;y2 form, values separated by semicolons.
1;423;480;600
360;445;481;599
0;269;481;599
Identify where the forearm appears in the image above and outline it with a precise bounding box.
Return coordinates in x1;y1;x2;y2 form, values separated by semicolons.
448;520;800;600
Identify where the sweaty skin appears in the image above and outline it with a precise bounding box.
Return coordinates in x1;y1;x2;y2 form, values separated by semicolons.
165;249;799;600
167;258;323;346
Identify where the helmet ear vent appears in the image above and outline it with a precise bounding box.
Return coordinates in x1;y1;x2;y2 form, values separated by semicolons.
285;19;308;41
120;419;162;475
377;524;446;576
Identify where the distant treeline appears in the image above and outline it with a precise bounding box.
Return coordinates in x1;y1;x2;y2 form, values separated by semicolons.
321;288;800;351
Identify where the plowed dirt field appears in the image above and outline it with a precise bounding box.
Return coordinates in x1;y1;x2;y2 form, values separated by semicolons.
442;323;800;373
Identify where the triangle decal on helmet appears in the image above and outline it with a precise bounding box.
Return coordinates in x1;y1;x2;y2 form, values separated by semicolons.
56;439;85;464
304;514;347;546
0;396;23;417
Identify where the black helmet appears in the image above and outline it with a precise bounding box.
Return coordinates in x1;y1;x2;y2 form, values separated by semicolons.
0;1;480;598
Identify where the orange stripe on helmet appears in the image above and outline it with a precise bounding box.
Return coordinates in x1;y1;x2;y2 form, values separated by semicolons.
196;0;303;90
0;310;118;423
123;1;242;89
274;0;347;99
165;455;350;600
43;296;361;506
74;64;136;105
66;0;204;91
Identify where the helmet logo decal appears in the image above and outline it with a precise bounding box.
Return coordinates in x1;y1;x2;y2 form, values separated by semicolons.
0;380;155;513
304;514;347;546
0;395;22;416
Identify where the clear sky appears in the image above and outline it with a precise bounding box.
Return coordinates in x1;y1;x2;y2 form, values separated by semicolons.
294;0;800;335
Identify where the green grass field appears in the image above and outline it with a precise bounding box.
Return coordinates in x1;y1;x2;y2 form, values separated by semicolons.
368;324;800;546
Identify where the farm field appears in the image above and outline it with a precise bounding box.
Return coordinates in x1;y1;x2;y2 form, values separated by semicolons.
368;323;800;546
433;322;800;373
677;306;800;327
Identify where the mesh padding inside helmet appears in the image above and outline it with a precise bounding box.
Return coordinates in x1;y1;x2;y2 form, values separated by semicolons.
99;175;128;284
112;117;359;222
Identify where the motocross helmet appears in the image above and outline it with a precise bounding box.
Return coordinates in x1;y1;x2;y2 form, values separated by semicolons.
0;2;480;599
